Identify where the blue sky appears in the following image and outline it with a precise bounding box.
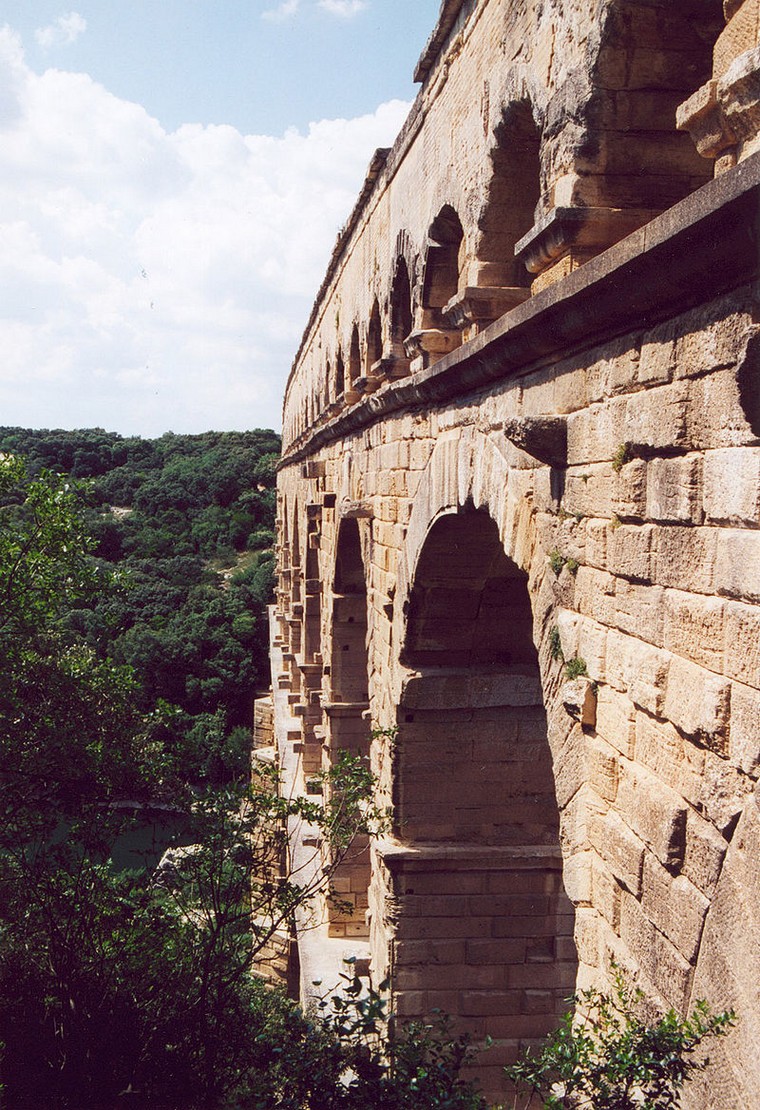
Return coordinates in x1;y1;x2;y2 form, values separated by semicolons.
0;2;440;435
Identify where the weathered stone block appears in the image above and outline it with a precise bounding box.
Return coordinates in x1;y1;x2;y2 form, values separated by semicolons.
607;522;654;581
663;653;731;752
639;331;675;385
588;811;644;896
729;681;760;776
664;589;725;671
646;455;703;524
587;735;620;803
572;909;601;969
617;763;688;871
613;579;665;646
641;854;710;964
566;398;627;466
625;382;690;452
562;850;594;907
561;678;598;728
703;447;760;525
592;853;623;930
576;568;616;630
611;459;648;520
682;808;729;899
723;599;760;684
595;684;636;759
605;627;669;716
618;888;694;1013
688;373;754;450
653;525;718;593
715;527;760;603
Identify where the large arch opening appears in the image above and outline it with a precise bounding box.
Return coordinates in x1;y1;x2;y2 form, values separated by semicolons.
390;506;576;1100
303;509;322;665
324;517;372;938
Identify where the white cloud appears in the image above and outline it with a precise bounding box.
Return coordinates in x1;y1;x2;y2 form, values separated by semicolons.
34;12;87;51
0;32;410;435
261;0;300;22
318;0;368;16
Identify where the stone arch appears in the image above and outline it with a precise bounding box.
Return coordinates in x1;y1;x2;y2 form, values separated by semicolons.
325;516;372;937
391;430;542;669
290;500;303;606
374;430;577;1101
584;0;721;214
333;349;345;402
303;507;322;664
348;324;361;390
365;299;383;377
285;500;304;697
389;256;414;377
478;100;542;289
421;205;465;328
397;505;560;846
321;362;330;415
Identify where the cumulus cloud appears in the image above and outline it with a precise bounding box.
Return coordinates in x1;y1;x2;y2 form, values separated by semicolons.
0;29;409;435
34;12;87;51
261;0;300;22
318;0;368;15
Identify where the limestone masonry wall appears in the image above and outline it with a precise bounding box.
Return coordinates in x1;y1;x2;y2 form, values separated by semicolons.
272;1;760;1104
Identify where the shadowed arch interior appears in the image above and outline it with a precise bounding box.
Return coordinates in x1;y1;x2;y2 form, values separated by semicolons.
389;257;414;376
325;517;372;936
303;506;322;664
422;206;464;326
480;101;541;287
390;506;576;1088
348;326;361;387
365;300;383;376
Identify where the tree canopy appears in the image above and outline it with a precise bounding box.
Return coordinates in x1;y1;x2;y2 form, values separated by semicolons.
0;427;281;784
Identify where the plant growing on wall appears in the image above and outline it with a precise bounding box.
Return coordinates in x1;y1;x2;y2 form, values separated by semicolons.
504;970;735;1110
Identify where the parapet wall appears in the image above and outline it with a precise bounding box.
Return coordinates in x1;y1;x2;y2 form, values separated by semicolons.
273;1;760;1104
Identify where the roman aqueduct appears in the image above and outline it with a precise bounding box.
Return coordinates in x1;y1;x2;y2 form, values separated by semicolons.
267;1;760;1102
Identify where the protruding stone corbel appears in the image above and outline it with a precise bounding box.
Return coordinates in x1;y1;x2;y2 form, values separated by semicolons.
403;328;461;371
442;286;530;332
339;497;374;520
719;44;760;158
561;677;597;728
503;415;567;468
676;79;737;163
353;359;389;394
515;207;657;290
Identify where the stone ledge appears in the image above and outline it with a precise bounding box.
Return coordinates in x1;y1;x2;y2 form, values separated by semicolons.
375;839;565;871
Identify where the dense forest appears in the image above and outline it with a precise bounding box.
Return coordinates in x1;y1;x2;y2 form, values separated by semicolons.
0;426;281;784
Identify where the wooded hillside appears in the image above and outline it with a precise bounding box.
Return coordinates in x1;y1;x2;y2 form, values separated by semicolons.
0;426;281;783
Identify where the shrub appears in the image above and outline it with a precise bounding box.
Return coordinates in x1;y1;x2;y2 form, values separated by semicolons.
505;971;735;1110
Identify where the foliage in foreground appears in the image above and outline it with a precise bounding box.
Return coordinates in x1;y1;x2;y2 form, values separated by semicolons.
0;455;482;1108
505;971;736;1110
0;455;735;1109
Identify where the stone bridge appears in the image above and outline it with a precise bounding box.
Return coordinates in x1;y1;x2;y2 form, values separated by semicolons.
271;1;760;1102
